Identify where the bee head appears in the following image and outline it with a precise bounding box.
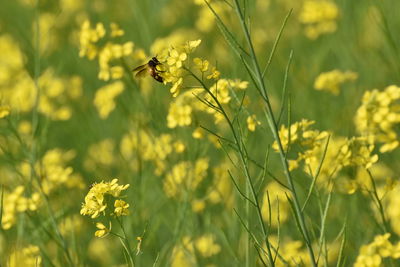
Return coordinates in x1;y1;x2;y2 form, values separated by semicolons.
151;57;160;64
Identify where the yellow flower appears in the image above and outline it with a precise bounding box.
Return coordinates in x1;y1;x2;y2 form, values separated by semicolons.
195;234;221;258
110;22;124;37
261;181;290;227
163;158;209;199
354;233;400;266
247;115;261;132
192;127;205;139
170;77;183;97
114;199;129;216
206;67;220;80
355;85;400;153
299;0;339;39
314;70;358;95
79;20;106;59
167;103;192;128
167;49;187;68
93;81;125;119
1;186;41;230
0;105;10;118
193;57;209;72
8;245;42;267
94;222;110;237
185;39;202;53
84;139;116;172
229;79;249;90
80;179;129;219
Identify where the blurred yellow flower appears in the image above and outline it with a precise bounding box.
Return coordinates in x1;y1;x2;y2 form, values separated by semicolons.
0;105;10;118
314;70;358;95
1;186;41;230
167;102;192;128
261;181;290;227
8;245;42;267
355;85;400;153
354;233;400;267
194;234;221;257
94;81;125;119
110;22;124;37
163;158;209;199
247;114;261;132
299;0;339;39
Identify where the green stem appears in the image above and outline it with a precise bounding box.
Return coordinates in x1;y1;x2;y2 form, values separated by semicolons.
185;67;275;266
117;217;135;267
232;0;317;265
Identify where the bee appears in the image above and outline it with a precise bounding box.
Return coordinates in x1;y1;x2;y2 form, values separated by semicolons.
132;57;164;83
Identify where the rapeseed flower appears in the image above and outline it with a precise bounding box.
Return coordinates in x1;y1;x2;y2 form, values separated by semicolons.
247;115;261;132
355;85;400;153
194;234;221;257
84;139;116;173
314;70;358;95
354;233;400;267
272;119;329;170
80;179;129;218
113;199;129;216
94;222;111;238
163;158;209;199
261;181;290;227
299;0;339;39
1;186;41;230
93;81;125;119
0;105;10;118
167;103;192;128
8;245;42;267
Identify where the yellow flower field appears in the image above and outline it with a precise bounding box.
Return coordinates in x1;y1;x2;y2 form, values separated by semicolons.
1;0;400;266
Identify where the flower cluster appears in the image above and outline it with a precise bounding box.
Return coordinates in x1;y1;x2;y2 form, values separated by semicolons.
299;0;339;39
0;34;82;120
80;179;130;219
163;158;209;199
314;69;358;95
306;136;379;193
161;40;202;96
385;184;400;235
84;139;116;173
354;85;400;153
34;149;84;194
120;129;185;175
261;181;290;227
8;245;42;267
247;115;261;132
272;119;329;170
354;233;400;267
166;78;250;130
263;236;340;266
1;186;41;230
1;148;83;230
0;105;11;118
79;20;134;81
171;234;221;267
93;81;125;119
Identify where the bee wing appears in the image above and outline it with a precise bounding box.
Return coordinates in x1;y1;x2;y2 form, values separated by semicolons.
132;64;147;72
134;68;149;78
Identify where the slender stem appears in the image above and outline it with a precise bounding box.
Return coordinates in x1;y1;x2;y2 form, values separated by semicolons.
366;170;390;233
185;67;275;266
117;217;135;267
232;0;317;265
